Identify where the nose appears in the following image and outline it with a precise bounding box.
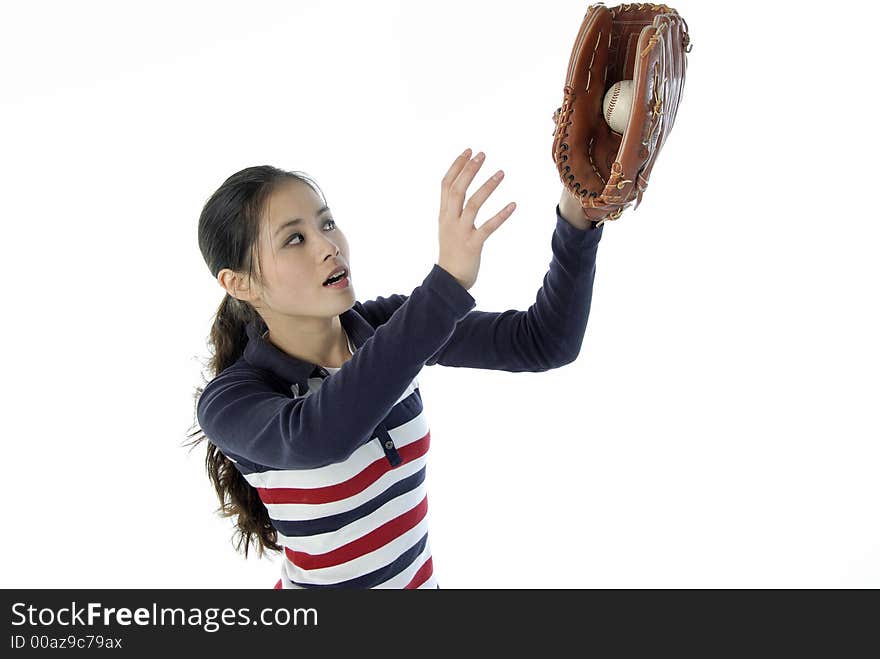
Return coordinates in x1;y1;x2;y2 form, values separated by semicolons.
318;232;341;258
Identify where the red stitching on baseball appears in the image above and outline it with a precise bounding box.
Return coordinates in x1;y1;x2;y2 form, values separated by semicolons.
606;85;620;122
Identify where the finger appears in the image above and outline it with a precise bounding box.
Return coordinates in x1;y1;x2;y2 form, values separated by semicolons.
448;152;485;214
463;169;505;220
441;149;473;200
475;202;516;242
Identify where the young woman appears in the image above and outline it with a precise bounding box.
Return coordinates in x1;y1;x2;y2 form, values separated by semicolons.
186;148;604;589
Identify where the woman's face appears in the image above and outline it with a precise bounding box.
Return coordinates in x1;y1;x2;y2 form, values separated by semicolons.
251;179;355;318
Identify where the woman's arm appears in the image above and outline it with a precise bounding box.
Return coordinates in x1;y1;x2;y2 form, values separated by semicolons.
557;187;602;231
356;191;603;373
424;198;603;371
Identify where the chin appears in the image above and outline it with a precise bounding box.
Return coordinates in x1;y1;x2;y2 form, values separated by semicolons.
331;284;356;303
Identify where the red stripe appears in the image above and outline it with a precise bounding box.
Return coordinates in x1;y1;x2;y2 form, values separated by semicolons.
272;578;282;589
284;495;428;570
405;556;434;589
257;431;430;505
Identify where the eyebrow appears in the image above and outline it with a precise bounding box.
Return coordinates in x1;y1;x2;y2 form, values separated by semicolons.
274;205;332;237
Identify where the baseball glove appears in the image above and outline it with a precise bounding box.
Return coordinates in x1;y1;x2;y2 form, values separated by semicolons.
551;3;692;226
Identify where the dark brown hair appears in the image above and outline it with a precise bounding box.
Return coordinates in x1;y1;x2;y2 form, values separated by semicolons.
183;165;325;558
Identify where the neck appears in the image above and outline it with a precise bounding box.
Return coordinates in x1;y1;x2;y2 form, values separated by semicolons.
262;314;351;368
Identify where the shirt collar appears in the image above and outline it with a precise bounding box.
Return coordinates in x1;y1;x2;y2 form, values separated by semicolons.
242;307;373;394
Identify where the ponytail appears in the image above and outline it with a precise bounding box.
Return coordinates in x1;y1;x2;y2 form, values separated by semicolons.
211;293;257;375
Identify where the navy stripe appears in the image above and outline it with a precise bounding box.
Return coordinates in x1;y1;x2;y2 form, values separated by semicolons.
288;531;429;589
271;466;426;537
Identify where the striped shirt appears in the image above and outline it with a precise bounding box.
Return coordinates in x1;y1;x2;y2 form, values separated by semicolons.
196;205;603;588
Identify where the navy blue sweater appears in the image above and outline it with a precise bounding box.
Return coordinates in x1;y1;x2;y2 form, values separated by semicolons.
196;205;603;589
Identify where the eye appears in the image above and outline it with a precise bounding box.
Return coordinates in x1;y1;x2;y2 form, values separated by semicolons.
285;219;336;246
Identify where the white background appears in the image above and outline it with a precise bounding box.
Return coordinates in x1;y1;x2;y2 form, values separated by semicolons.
2;0;878;588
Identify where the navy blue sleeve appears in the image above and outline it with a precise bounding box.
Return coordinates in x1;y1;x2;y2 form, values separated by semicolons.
196;263;476;470
422;205;603;371
353;294;409;328
356;206;603;371
355;206;603;370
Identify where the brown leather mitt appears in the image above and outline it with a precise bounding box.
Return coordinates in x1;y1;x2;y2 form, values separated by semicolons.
551;3;692;227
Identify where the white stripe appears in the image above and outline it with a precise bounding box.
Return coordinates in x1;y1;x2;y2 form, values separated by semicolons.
263;453;427;520
282;508;431;586
280;576;304;589
243;411;429;489
276;482;427;555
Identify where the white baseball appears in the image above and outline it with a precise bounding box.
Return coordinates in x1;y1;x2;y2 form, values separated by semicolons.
603;80;635;134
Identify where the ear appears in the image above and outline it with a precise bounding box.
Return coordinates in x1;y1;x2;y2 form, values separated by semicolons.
218;268;259;305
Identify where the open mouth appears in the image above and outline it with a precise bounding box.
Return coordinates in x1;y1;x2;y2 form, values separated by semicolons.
322;269;349;287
